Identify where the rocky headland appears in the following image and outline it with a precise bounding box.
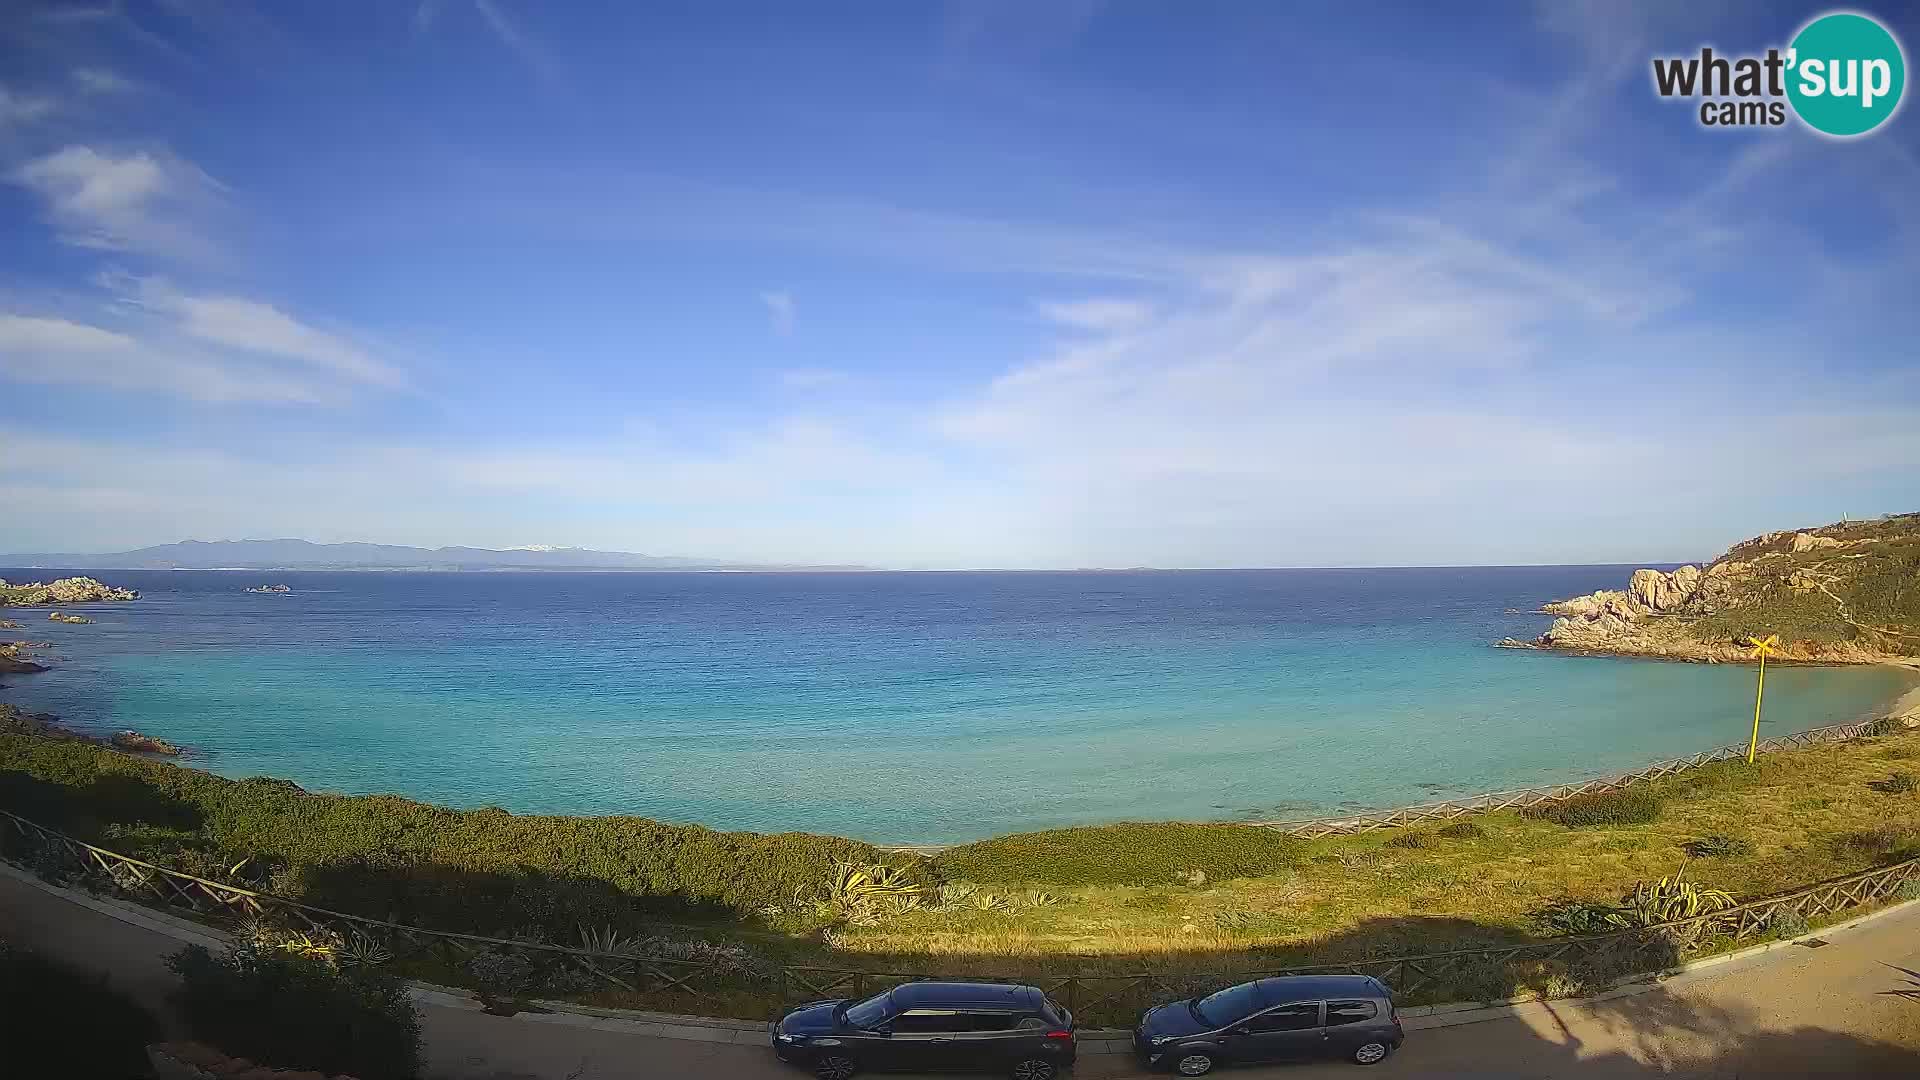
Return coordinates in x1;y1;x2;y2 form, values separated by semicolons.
1500;513;1920;668
0;703;181;756
0;576;139;605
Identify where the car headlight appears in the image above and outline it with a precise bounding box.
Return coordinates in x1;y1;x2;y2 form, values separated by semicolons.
774;1033;804;1043
1149;1034;1177;1046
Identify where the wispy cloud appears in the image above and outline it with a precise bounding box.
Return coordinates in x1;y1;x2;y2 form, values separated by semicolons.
470;0;560;84
10;145;225;261
0;86;58;127
71;67;134;94
1034;297;1152;332
0;313;329;404
760;290;796;335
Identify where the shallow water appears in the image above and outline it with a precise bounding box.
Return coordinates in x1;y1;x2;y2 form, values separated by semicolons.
2;567;1912;843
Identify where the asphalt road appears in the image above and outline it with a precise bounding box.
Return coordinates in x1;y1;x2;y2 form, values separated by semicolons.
4;866;1918;1079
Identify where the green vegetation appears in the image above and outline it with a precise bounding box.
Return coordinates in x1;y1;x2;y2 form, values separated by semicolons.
1522;787;1663;827
1690;513;1920;651
0;732;931;936
933;821;1302;886
1870;771;1919;794
6;725;1920;1023
1;937;159;1078
168;943;421;1080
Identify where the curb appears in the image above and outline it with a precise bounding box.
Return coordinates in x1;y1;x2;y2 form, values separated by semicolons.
4;858;1915;1053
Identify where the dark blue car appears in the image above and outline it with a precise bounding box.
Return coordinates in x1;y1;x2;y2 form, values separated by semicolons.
1133;974;1402;1074
774;981;1077;1079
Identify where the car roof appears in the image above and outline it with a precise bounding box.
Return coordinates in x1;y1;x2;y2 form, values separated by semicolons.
890;982;1038;1010
1254;975;1386;1001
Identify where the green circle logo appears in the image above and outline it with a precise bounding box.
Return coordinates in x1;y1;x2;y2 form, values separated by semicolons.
1787;12;1906;137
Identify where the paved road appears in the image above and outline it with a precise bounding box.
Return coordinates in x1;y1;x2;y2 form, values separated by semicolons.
4;867;1918;1078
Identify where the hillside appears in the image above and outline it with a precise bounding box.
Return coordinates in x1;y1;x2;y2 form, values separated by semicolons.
0;539;866;573
1510;513;1920;663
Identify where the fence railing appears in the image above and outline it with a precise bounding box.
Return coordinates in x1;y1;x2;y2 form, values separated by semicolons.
1248;718;1891;837
3;803;1917;1026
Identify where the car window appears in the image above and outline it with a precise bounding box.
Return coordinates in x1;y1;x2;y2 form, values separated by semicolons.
1043;996;1070;1024
964;1011;1022;1032
1325;1000;1377;1026
1243;1002;1321;1032
843;992;892;1029
893;1010;967;1034
1193;983;1265;1026
1015;1015;1048;1030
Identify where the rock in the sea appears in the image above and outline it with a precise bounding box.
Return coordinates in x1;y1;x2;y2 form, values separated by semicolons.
0;620;21;630
110;730;182;755
1540;590;1638;618
245;583;293;593
0;576;139;605
0;642;48;674
1790;531;1842;553
48;612;93;624
1629;565;1701;613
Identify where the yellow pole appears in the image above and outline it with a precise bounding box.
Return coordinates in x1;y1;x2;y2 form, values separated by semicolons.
1747;649;1766;764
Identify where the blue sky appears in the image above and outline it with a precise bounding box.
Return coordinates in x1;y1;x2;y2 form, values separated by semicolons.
1;1;1916;569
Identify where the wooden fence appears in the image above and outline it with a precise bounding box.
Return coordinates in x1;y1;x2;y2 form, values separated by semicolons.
3;801;1917;1026
1248;718;1893;837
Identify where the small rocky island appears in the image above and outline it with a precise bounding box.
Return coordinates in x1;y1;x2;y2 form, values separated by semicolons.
1501;513;1920;665
0;576;139;605
245;583;293;593
47;612;92;624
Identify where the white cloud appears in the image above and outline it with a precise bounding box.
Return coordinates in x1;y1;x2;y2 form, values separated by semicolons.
72;68;134;94
0;86;57;126
0;313;329;404
10;145;224;260
1034;297;1152;332
760;290;796;335
100;275;407;389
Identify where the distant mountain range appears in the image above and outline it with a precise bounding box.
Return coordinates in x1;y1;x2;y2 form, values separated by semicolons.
0;539;868;573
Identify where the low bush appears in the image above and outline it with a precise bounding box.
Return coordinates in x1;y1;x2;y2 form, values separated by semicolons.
1869;772;1919;795
1897;879;1920;902
1765;910;1810;939
1385;831;1432;849
1436;820;1486;840
167;944;421;1080
0;938;158;1078
1835;823;1920;862
1533;900;1631;936
933;822;1302;886
1681;834;1755;859
0;734;932;927
1523;788;1663;828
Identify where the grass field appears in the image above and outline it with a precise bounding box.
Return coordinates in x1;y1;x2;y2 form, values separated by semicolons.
5;721;1920;1021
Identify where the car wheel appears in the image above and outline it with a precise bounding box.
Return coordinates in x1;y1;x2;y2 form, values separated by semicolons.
813;1055;859;1080
1352;1041;1393;1065
1172;1052;1216;1076
1010;1059;1058;1080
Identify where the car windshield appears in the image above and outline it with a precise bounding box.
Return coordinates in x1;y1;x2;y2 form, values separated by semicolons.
842;992;893;1029
1191;984;1263;1027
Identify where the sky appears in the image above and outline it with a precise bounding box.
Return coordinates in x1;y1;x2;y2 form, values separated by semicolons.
1;1;1917;570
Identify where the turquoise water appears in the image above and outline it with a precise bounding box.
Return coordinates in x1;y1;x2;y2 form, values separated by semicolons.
2;567;1912;843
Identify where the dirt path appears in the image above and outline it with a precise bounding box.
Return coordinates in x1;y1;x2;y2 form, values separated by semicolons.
5;863;1918;1078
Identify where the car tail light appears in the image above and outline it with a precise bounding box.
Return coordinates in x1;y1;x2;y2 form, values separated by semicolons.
1046;1030;1073;1040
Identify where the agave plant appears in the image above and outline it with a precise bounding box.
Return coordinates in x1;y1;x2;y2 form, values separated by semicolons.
336;931;393;968
969;890;1012;913
577;923;644;956
1534;900;1634;936
1021;890;1063;909
935;883;980;911
821;862;925;923
1623;871;1735;926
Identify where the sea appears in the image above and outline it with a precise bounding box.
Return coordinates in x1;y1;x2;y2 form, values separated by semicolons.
2;567;1913;845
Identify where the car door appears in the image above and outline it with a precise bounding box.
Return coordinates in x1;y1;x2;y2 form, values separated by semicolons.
959;1010;1034;1071
885;1009;977;1071
1321;999;1386;1059
1227;1000;1324;1062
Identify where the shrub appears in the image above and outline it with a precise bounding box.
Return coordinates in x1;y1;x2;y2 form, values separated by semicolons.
167;944;421;1080
1524;788;1663;828
1533;901;1632;936
1765;910;1810;939
1896;879;1920;902
1621;872;1735;926
1436;820;1486;840
1681;834;1755;859
1386;831;1432;849
1;939;158;1078
0;734;932;927
1869;772;1919;794
1836;823;1920;862
932;822;1301;887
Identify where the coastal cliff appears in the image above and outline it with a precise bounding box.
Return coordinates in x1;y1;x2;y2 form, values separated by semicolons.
1502;512;1920;665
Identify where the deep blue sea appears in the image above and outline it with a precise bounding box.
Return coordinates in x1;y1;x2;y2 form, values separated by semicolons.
2;567;1913;844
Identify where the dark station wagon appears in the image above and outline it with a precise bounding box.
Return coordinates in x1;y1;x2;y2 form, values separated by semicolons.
774;981;1077;1079
1133;974;1403;1074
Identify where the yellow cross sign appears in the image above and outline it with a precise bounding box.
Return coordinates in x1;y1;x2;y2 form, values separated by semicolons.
1747;634;1779;764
